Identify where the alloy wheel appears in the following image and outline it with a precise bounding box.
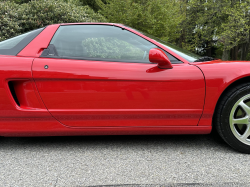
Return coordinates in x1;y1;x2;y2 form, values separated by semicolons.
229;94;250;145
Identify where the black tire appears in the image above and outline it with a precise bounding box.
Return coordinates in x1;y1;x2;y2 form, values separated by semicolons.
215;83;250;153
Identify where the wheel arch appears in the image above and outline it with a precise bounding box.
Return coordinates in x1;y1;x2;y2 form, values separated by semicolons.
213;76;250;124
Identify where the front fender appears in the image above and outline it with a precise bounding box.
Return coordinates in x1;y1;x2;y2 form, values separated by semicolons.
193;60;250;126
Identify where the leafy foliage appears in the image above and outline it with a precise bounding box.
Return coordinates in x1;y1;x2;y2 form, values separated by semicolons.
7;0;30;4
1;0;250;60
180;0;250;60
80;0;107;11
97;0;184;43
0;0;106;41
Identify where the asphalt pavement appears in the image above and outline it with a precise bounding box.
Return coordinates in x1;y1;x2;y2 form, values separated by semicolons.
0;131;249;187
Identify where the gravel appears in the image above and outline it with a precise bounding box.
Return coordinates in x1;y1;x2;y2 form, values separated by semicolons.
0;132;249;186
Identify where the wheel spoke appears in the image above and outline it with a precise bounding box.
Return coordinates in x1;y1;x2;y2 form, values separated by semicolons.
232;116;249;125
229;93;250;146
239;101;250;115
240;125;250;141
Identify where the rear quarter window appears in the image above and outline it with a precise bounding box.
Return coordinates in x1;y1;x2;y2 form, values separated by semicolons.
0;28;44;56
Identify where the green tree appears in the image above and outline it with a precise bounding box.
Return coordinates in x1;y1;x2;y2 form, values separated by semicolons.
97;0;184;43
80;0;107;11
4;0;30;4
180;0;250;60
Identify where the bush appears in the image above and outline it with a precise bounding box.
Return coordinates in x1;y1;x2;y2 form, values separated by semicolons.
0;0;106;41
7;0;30;4
78;0;107;11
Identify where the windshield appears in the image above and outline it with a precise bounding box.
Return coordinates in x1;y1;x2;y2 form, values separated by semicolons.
127;27;201;62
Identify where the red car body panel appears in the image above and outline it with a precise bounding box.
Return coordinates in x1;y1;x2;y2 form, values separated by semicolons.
194;61;250;127
0;56;60;136
32;58;205;128
18;24;60;58
0;23;249;136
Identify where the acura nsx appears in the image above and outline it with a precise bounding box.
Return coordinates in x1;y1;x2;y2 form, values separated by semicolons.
1;23;250;153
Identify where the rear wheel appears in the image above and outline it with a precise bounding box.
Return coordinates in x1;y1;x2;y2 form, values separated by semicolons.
215;83;250;153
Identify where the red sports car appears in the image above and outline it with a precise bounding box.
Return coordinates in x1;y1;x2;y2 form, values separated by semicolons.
0;23;249;153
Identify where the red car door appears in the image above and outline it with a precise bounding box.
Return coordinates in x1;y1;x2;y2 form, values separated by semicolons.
32;24;205;127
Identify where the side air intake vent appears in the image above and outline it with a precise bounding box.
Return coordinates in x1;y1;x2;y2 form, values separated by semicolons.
8;81;20;106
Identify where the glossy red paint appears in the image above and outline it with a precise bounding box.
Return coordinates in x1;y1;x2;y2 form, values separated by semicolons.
17;24;60;58
1;23;250;137
149;48;172;69
8;80;42;109
0;56;56;132
32;58;205;128
193;61;250;126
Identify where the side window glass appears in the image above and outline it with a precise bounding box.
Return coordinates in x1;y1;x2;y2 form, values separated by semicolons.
82;37;145;60
44;25;181;64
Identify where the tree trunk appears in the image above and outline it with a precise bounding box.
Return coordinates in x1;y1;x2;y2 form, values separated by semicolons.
245;29;250;60
206;47;212;57
230;47;234;60
235;45;238;60
230;45;239;60
241;43;246;60
240;43;243;60
241;42;250;60
222;48;229;60
246;43;250;60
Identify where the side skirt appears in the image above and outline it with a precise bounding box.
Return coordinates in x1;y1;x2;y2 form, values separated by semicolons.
0;126;212;137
